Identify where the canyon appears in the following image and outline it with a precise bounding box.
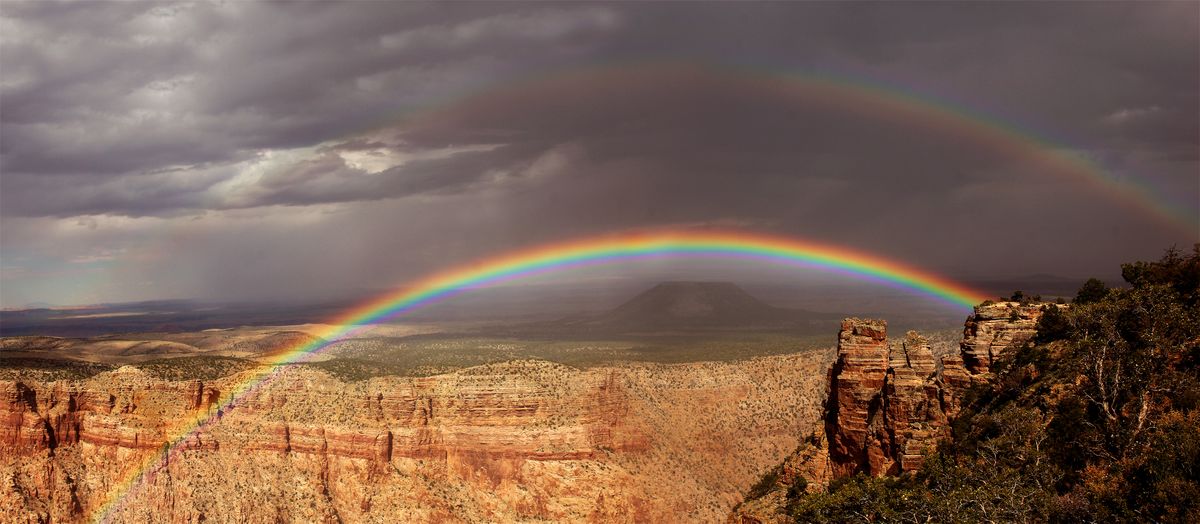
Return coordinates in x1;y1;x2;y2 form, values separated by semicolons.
2;353;829;522
2;301;1046;523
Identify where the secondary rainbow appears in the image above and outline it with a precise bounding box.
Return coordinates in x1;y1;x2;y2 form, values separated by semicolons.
94;229;988;522
358;61;1198;233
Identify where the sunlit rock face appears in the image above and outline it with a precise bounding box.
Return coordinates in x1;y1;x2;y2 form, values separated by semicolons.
731;303;1060;523
2;354;830;523
882;331;947;474
825;320;949;479
826;318;890;478
959;301;1046;376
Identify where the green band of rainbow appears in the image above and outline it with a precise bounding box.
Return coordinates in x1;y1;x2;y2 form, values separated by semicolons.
94;229;988;522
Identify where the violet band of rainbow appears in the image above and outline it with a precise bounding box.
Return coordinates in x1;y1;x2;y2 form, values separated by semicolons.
93;229;990;522
352;62;1197;233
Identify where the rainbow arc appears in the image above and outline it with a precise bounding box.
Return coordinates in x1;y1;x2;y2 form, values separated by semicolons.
93;229;989;522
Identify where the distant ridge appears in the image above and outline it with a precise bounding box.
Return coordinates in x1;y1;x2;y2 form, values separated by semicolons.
555;281;830;333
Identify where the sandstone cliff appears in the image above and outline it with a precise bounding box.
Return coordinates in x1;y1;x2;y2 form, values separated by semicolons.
2;354;830;523
959;301;1045;375
731;302;1053;523
825;318;889;479
821;320;951;482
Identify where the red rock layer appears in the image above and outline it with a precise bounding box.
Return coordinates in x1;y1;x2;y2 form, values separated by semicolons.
960;302;1046;375
1;376;221;456
939;354;972;419
4;356;827;523
825;318;890;478
771;320;973;489
733;302;1059;523
881;332;947;473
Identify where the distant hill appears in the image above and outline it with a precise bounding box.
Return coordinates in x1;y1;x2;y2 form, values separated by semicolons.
546;281;835;334
966;274;1105;300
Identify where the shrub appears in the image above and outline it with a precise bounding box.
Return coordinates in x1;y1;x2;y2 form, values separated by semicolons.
1035;304;1071;343
772;246;1200;523
1074;278;1109;305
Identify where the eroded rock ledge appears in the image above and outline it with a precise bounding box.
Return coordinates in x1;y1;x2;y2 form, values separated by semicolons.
2;354;829;523
732;301;1048;523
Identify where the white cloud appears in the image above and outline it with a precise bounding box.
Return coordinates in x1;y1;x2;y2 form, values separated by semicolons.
337;143;499;175
380;7;620;50
1102;105;1163;125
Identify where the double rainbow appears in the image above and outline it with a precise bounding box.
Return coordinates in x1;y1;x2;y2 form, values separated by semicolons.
365;62;1198;234
94;229;987;522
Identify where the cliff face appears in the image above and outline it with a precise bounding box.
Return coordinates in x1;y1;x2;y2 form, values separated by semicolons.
824;320;949;480
881;331;946;474
825;318;889;479
2;355;830;523
732;303;1053;523
959;302;1045;375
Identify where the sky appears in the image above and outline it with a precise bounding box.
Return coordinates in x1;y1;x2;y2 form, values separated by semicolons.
1;1;1197;308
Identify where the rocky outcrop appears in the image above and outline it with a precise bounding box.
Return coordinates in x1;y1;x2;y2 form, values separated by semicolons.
826;318;890;478
882;332;947;473
939;353;972;419
3;354;830;523
732;302;1058;521
1;372;221;457
823;320;950;479
729;432;832;524
731;319;936;524
960;302;1045;375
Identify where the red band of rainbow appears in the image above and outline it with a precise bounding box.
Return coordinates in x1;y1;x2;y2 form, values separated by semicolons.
94;229;989;522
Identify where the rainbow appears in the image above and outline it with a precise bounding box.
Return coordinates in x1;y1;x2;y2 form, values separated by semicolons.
93;229;988;522
364;61;1197;234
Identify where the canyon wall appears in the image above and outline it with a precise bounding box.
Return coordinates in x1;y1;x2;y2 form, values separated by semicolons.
2;354;830;523
731;302;1050;523
959;302;1046;375
823;319;950;480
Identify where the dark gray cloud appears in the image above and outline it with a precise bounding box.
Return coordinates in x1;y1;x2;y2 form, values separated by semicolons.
1;1;1196;306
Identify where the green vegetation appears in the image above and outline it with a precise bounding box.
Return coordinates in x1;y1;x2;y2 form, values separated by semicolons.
136;355;257;381
1075;277;1110;305
315;331;835;380
1009;290;1042;305
782;245;1200;523
746;465;785;501
0;357;114;381
301;358;418;381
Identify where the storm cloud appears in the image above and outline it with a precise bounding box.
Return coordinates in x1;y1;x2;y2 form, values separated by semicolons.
1;1;1197;306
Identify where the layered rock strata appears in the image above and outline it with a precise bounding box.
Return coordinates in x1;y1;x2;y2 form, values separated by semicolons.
823;320;950;480
825;318;890;478
882;332;947;473
2;355;830;523
732;302;1056;523
959;301;1046;375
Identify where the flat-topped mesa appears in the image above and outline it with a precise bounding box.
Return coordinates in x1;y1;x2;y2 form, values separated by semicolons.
959;301;1047;376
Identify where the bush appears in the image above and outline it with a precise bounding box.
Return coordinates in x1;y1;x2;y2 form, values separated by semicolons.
1075;278;1109;305
745;465;781;501
1035;304;1071;343
772;246;1200;523
1121;244;1200;304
